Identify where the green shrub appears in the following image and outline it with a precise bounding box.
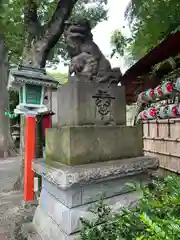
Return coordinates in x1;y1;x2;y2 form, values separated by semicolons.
80;175;180;240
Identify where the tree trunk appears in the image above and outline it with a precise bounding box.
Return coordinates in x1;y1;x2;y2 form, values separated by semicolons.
14;0;78;191
0;33;16;158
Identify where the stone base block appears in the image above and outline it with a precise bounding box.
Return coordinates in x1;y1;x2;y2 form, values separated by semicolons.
33;156;158;192
33;206;79;240
41;173;147;208
57;78;126;126
31;156;158;239
46;125;143;165
33;191;139;239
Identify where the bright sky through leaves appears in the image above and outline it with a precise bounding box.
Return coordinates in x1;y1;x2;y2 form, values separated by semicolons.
56;0;131;74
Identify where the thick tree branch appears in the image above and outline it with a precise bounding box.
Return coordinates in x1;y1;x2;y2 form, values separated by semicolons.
23;0;78;67
24;0;41;38
41;0;78;53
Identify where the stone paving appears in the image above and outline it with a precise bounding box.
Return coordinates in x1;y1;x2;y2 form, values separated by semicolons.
0;157;23;239
0;157;20;192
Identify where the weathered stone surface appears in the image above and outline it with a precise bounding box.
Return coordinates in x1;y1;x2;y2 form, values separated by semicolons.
33;156;158;190
21;223;41;240
33;206;69;240
41;173;148;208
80;174;146;205
27;232;41;240
31;156;158;239
33;206;79;240
35;191;139;236
45;124;143;165
57;79;126;126
41;180;82;208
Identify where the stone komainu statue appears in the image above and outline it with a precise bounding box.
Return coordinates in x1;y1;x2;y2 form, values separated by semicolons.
64;18;122;85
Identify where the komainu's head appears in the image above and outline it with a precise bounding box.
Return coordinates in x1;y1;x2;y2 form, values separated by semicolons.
64;17;93;57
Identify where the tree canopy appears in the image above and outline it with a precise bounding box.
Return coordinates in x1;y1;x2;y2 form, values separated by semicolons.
0;0;108;184
111;0;180;64
0;0;108;65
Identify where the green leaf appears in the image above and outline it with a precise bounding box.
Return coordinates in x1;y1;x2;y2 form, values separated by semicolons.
1;0;108;65
113;0;180;64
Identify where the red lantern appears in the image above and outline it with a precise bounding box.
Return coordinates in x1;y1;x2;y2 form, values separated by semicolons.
149;108;157;117
154;85;163;98
157;105;168;119
162;81;173;95
138;110;148;121
142;110;147;119
172;106;178;116
167;104;178;118
138;108;157;121
145;89;155;101
146;107;157;119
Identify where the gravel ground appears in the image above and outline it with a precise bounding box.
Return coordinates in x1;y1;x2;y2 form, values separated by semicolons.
0;157;23;239
0;157;20;192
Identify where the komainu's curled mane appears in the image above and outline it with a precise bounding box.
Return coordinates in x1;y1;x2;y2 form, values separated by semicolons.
64;18;121;86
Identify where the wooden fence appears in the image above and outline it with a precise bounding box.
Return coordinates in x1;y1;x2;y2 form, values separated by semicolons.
143;119;180;173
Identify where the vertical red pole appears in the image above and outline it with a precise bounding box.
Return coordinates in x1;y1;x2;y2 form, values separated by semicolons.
24;114;36;201
42;113;52;137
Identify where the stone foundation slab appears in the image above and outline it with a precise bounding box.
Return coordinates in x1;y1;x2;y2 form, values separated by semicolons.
34;191;139;238
41;173;148;208
46;125;143;165
33;156;158;190
31;157;158;239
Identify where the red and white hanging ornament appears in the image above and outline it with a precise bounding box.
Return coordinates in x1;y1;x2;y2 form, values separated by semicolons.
157;105;168;119
174;78;180;92
138;107;157;121
137;110;148;121
161;81;174;95
144;88;156;101
145;107;157;120
166;104;179;118
154;85;163;98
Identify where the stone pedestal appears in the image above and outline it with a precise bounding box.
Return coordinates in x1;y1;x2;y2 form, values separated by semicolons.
28;78;159;239
57;78;126;126
31;156;158;240
46;125;143;165
46;79;143;165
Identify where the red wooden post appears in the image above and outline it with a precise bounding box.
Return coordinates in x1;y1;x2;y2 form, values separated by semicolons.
42;111;54;158
24;114;36;201
42;111;54;137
